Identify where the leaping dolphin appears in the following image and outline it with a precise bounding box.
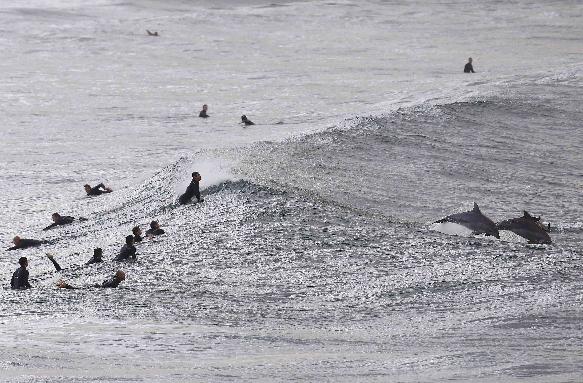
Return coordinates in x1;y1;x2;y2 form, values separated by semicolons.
435;202;500;238
497;211;552;244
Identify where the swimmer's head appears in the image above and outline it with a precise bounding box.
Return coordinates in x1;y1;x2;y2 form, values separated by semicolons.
202;104;208;111
150;220;159;230
125;235;134;245
84;184;91;193
192;172;201;181
18;256;28;267
241;115;247;122
51;212;61;222
132;226;141;236
468;57;473;63
115;270;126;281
13;236;21;245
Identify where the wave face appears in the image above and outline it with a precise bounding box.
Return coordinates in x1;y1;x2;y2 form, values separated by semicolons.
1;0;583;381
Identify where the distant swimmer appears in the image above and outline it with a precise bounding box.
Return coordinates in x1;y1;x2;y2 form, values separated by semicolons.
10;257;31;290
241;115;255;126
56;270;126;289
179;172;203;205
199;104;210;118
146;30;159;37
464;57;475;73
84;183;113;196
7;236;46;251
145;220;165;237
43;212;87;231
132;226;143;243
114;235;137;262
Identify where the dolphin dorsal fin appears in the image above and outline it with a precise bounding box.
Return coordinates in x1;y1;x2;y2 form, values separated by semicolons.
473;202;480;213
523;210;533;219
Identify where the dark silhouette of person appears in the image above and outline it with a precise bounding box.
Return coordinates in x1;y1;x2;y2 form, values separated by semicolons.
10;257;31;290
241;115;255;126
179;172;203;204
464;57;475;73
199;104;209;118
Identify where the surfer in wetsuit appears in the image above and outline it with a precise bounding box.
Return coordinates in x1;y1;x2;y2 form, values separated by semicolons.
464;57;475;73
132;226;143;243
145;221;165;237
199;104;209;118
56;270;126;290
241;115;255;126
84;183;112;196
179;172;203;205
43;213;86;231
7;236;45;251
10;257;31;290
114;236;136;262
46;248;103;272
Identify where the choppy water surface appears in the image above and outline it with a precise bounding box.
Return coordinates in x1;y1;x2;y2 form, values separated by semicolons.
1;0;583;382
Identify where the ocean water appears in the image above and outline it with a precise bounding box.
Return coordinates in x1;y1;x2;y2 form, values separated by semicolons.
1;0;583;381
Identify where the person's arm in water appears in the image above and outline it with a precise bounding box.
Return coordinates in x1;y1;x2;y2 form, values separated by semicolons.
46;254;62;272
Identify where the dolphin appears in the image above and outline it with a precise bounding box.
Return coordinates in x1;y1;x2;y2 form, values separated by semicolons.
435;202;500;238
497;211;552;244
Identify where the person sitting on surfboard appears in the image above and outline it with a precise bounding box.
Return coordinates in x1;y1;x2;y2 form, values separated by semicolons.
199;104;209;118
241;115;255;126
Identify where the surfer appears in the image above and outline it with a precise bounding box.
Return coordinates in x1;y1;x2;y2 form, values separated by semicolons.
10;257;31;290
132;226;143;243
146;30;159;36
43;213;86;231
179;172;203;204
464;57;475;73
145;220;165;237
114;235;137;262
84;183;113;196
46;248;103;271
199;104;209;118
86;248;104;265
56;270;126;290
7;236;45;251
241;115;255;126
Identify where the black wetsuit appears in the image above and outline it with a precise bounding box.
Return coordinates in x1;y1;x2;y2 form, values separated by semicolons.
86;256;103;265
114;244;136;261
10;267;31;289
43;216;75;231
179;180;201;204
199;110;209;118
7;239;44;251
99;276;123;288
87;183;109;196
145;228;165;236
464;63;475;73
242;118;255;126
